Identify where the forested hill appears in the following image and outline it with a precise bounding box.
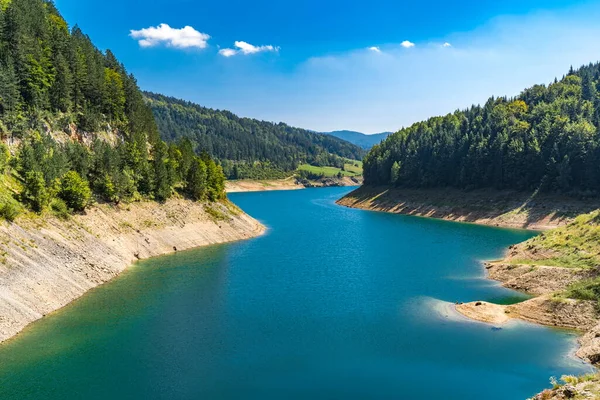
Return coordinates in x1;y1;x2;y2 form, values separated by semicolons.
323;130;392;149
0;0;226;221
144;92;366;177
364;63;600;196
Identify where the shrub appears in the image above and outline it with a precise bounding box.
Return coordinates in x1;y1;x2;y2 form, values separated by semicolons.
0;201;20;222
58;171;92;212
50;198;70;220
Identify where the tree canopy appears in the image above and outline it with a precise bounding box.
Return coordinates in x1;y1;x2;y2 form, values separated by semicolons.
364;62;600;197
144;92;366;179
0;0;226;219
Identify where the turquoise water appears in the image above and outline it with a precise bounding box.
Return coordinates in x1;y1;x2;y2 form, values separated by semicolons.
0;187;591;399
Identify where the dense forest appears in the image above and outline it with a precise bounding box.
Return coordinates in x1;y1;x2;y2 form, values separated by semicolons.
0;0;225;221
145;92;366;179
364;63;600;196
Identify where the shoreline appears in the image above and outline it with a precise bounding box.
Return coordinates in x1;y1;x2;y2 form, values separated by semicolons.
226;176;362;193
453;258;600;366
337;186;600;230
339;185;600;387
0;199;265;344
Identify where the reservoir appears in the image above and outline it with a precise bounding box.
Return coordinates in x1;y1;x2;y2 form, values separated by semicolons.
0;187;590;399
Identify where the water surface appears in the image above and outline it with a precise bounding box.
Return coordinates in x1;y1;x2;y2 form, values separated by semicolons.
0;187;591;399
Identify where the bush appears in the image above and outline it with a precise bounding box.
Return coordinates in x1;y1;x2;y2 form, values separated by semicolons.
50;198;70;220
58;171;92;212
0;201;20;222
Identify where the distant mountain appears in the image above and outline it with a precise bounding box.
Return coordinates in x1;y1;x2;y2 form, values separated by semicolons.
323;131;392;149
144;93;366;179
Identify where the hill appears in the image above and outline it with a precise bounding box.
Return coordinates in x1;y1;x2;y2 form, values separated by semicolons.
0;0;228;221
144;92;366;179
323;130;391;149
363;63;600;196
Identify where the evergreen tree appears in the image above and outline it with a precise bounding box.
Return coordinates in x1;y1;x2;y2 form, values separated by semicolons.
186;158;208;201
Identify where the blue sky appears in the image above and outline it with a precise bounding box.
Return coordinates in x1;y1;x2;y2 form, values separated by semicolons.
55;0;600;133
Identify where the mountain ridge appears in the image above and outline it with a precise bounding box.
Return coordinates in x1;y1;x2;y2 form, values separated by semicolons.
322;130;392;149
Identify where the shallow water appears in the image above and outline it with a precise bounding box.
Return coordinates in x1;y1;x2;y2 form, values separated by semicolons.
0;187;591;399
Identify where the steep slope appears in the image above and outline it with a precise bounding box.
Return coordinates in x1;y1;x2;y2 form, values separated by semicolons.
0;0;265;344
0;199;264;343
144;92;366;179
323;130;391;149
0;0;227;218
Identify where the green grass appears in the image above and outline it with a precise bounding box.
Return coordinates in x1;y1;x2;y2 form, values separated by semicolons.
297;160;362;178
562;276;600;304
514;210;600;269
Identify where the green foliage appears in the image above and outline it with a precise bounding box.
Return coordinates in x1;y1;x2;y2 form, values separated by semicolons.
144;92;365;177
0;142;9;171
297;162;362;178
102;68;125;121
185;158;207;201
512;211;600;269
0;0;229;218
151;140;171;201
50;197;69;219
223;160;291;180
364;63;600;197
58;170;91;211
21;170;48;212
206;159;225;201
564;277;600;302
0;200;20;222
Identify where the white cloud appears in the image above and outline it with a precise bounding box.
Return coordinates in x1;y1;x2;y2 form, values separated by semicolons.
163;2;600;133
130;23;210;49
219;48;238;57
442;42;452;47
218;41;280;57
368;46;382;53
401;40;415;48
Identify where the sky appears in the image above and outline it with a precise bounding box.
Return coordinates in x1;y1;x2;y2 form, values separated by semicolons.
55;0;600;134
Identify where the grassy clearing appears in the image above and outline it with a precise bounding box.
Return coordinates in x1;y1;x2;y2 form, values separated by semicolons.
297;160;362;178
515;211;600;269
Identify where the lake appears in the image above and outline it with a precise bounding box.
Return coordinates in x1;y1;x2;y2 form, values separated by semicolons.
0;187;591;399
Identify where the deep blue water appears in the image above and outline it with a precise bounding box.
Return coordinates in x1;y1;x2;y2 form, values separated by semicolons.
0;187;591;399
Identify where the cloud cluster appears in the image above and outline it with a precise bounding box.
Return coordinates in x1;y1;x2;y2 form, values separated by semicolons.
368;46;382;53
130;24;281;58
401;40;415;48
219;41;280;57
130;24;210;49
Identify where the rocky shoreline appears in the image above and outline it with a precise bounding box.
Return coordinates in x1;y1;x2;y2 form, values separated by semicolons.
455;258;600;364
340;186;600;397
226;176;362;193
0;199;265;344
337;186;600;230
